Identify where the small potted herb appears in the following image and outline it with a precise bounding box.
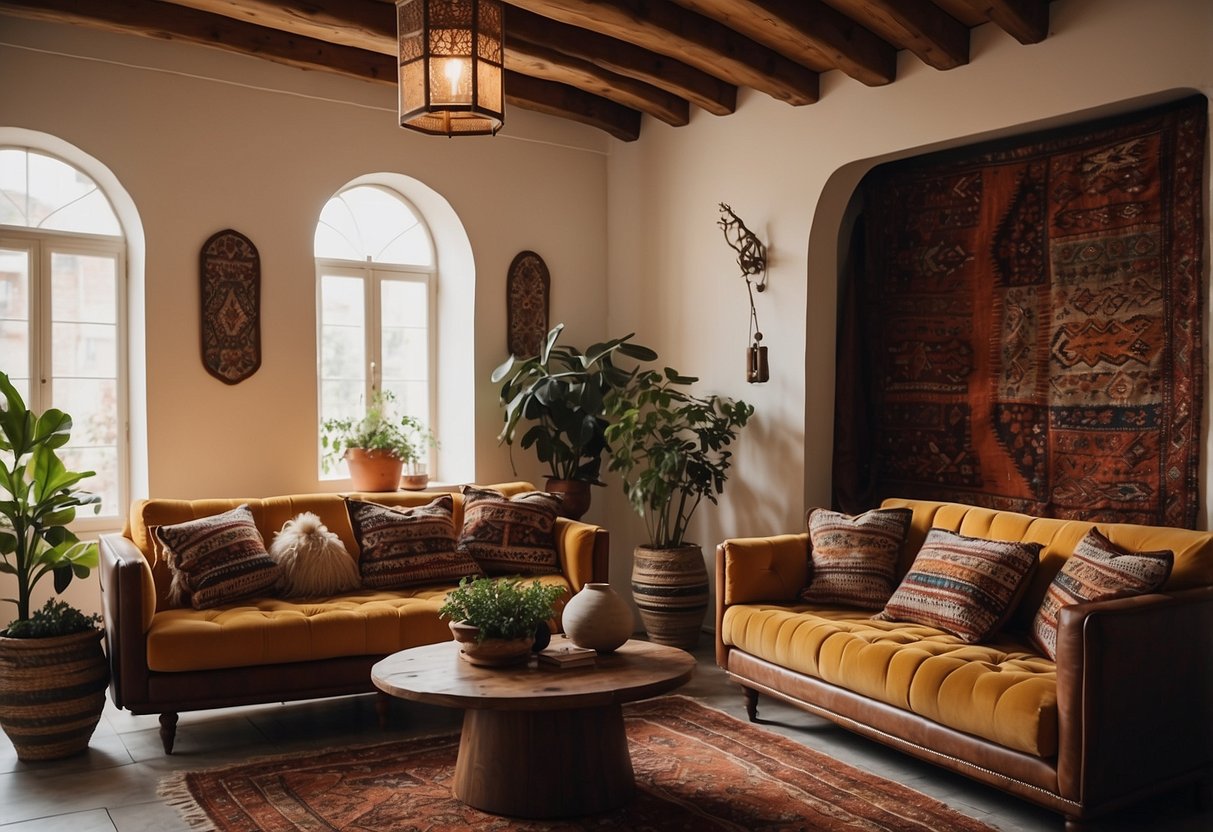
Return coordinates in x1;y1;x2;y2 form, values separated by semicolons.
439;576;566;666
321;390;436;491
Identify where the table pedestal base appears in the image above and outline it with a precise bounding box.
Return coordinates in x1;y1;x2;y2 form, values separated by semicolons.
453;703;634;818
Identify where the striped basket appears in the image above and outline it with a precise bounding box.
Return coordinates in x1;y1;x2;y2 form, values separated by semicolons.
630;544;708;650
0;628;109;761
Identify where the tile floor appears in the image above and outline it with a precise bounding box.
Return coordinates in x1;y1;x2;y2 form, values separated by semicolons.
1;641;1208;831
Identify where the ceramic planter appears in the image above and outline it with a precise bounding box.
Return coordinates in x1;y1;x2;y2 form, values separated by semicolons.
630;544;708;650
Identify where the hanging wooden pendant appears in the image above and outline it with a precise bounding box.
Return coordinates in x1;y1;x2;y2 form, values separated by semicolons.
506;250;550;358
200;229;261;384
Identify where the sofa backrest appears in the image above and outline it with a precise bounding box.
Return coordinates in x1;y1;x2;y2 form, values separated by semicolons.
126;482;534;612
881;498;1213;630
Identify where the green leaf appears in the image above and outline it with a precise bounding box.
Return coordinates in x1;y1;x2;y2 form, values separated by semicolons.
52;563;73;594
539;323;565;365
490;353;516;383
33;409;73;450
617;341;658;361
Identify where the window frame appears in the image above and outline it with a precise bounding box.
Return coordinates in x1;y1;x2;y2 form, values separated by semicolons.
0;225;128;531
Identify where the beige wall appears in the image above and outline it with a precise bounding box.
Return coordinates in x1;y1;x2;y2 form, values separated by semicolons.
605;0;1213;599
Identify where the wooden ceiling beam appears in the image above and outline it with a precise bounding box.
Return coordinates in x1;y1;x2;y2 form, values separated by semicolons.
507;37;688;127
506;7;736;116
503;0;819;106
670;0;896;86
0;0;398;81
953;0;1050;44
822;0;969;70
506;71;641;142
0;0;639;140
159;0;391;50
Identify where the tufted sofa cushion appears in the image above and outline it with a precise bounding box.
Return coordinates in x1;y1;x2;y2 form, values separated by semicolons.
721;603;1058;756
147;574;572;672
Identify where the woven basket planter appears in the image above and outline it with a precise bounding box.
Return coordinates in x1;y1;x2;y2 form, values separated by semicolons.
0;628;109;761
631;544;708;650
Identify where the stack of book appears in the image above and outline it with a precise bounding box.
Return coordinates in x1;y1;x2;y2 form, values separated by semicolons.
537;642;596;669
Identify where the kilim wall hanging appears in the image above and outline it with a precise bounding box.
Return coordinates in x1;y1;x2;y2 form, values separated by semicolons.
506;250;550;358
834;95;1206;527
200;229;261;384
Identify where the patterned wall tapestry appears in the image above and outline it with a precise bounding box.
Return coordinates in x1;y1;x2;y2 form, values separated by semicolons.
834;96;1206;527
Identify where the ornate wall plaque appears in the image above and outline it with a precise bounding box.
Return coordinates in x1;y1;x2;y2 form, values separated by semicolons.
199;229;261;384
506;250;550;358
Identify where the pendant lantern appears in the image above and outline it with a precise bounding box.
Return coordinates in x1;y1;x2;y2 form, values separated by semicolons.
396;0;505;137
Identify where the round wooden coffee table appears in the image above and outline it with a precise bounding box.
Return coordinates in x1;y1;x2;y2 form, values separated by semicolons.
371;638;694;819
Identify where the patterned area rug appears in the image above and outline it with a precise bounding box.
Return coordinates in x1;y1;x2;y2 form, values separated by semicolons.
837;95;1205;526
160;695;995;831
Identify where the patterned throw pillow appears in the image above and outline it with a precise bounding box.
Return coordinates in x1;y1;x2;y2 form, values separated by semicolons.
800;507;912;609
457;486;563;575
1030;528;1172;660
156;505;281;610
874;528;1040;643
347;495;483;590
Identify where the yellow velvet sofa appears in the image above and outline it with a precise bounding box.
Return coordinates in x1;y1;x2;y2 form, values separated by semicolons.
98;482;608;753
715;499;1213;830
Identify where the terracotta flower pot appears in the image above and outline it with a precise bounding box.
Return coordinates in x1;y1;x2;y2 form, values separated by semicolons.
345;448;403;492
544;478;592;521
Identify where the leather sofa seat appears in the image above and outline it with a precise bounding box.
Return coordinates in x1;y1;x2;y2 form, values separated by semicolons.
721;603;1056;756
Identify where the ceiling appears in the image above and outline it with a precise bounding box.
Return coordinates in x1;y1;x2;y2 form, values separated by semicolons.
0;0;1058;142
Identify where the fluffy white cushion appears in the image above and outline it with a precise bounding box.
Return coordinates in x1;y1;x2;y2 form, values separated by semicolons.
269;512;361;597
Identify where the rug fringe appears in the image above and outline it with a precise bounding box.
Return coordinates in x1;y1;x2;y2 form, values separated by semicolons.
158;772;219;832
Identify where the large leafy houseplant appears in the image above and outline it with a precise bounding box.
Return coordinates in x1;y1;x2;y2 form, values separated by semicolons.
605;368;754;550
0;372;101;635
0;371;109;762
491;324;657;486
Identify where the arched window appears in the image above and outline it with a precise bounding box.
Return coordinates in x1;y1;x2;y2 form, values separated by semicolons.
315;184;436;479
0;147;126;525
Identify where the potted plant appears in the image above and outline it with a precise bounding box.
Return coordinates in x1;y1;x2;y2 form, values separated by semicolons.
438;575;566;666
321;390;436;491
605;368;754;650
491;323;657;519
0;372;109;761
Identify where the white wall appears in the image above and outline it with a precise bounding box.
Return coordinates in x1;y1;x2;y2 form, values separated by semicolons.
605;0;1213;606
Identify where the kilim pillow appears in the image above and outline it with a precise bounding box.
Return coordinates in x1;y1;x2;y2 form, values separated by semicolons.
347;495;483;590
457;486;563;575
156;505;281;610
873;528;1040;643
800;507;912;609
269;512;361;597
1029;528;1172;660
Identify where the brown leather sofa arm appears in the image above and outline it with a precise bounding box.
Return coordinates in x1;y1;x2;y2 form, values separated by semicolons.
1054;586;1213;807
98;533;154;710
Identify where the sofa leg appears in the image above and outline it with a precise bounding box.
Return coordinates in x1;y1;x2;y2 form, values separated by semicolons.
743;687;759;722
1063;817;1086;831
375;691;391;730
159;712;179;754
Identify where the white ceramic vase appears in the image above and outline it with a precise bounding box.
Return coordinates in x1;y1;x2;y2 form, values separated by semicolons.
562;582;634;653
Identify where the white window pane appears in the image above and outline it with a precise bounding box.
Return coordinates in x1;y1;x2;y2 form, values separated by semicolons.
320;325;365;380
381;279;427;328
52;323;117;378
58;445;118;520
315;186;432;266
383;381;428;423
0;320;29;384
52;252;117;323
376;226;433;266
381;326;427;382
42;190;121;236
0;150;28;226
52;378;119;447
26;152;120;236
320;274;364;327
314;223;362;261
